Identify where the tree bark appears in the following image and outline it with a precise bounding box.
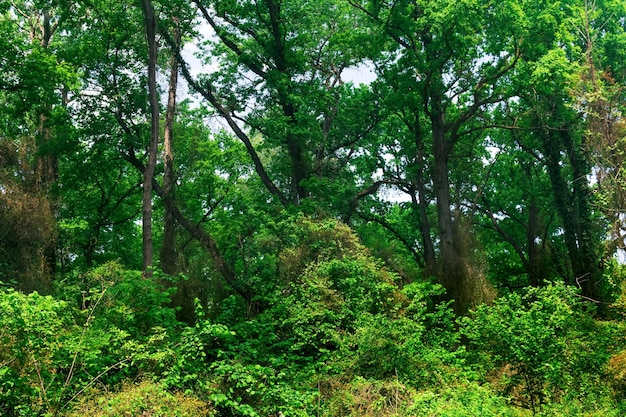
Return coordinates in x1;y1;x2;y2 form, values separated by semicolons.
542;124;601;299
34;9;59;277
140;0;159;278
432;119;459;287
160;20;181;275
413;115;436;274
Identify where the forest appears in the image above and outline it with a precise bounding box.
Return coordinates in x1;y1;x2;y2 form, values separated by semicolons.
1;0;626;415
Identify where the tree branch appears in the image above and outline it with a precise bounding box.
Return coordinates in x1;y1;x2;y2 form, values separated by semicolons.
160;29;290;207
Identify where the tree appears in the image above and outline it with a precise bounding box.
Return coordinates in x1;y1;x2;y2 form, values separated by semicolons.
52;0;148;271
140;0;159;277
349;0;522;311
570;0;626;267
476;129;566;288
165;0;376;210
490;0;612;301
0;1;77;288
160;18;182;275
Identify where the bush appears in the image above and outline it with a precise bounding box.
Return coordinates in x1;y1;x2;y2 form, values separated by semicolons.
462;283;612;412
163;217;461;416
329;282;459;385
0;287;136;416
408;381;527;417
319;378;526;417
56;262;179;338
0;289;70;416
0;263;181;416
320;377;419;417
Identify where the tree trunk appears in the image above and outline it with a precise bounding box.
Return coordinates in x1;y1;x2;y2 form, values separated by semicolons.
542;124;601;299
34;10;59;278
413;116;436;274
160;20;181;275
140;0;159;278
267;0;309;204
526;197;542;287
432;121;459;293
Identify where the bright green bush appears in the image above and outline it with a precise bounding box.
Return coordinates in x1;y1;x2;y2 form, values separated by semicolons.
0;263;181;416
0;287;135;416
462;283;613;412
408;381;528;417
158;217;461;416
329;281;459;385
0;289;71;416
281;256;400;357
56;262;179;338
319;378;528;417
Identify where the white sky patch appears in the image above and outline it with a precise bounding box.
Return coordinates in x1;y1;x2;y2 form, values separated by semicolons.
343;64;377;85
382;184;412;203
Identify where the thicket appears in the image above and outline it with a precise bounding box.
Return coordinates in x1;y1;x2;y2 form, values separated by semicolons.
2;0;626;415
2;218;626;416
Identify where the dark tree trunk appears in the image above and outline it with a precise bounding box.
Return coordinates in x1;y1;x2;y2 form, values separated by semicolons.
542;124;601;300
432;121;461;300
413;117;436;274
140;0;159;278
267;0;309;204
34;10;59;278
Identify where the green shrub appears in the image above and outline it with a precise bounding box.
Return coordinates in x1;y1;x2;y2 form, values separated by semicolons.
319;378;527;417
57;262;179;338
0;287;135;416
408;381;528;417
0;263;181;416
462;283;612;412
0;289;70;416
330;282;459;385
319;376;419;417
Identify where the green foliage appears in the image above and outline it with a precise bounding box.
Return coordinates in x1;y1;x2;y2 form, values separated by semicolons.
162;303;314;416
56;262;179;338
158;217;461;416
0;287;134;416
462;283;614;412
2;0;626;415
281;256;400;356
319;376;419;417
0;262;181;416
330;281;459;384
319;378;529;417
0;289;70;416
408;381;528;417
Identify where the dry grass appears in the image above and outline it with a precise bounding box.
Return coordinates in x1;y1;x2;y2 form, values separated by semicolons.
63;380;213;417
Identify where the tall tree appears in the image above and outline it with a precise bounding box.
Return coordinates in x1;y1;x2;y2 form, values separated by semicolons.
160;19;182;275
498;0;613;301
54;0;148;271
165;0;376;209
350;0;522;310
0;1;77;288
140;0;160;277
570;0;626;266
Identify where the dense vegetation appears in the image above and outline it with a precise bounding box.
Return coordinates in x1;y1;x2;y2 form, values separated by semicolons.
1;0;626;415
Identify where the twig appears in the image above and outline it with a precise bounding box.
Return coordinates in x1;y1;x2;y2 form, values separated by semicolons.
61;357;132;411
32;354;51;411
